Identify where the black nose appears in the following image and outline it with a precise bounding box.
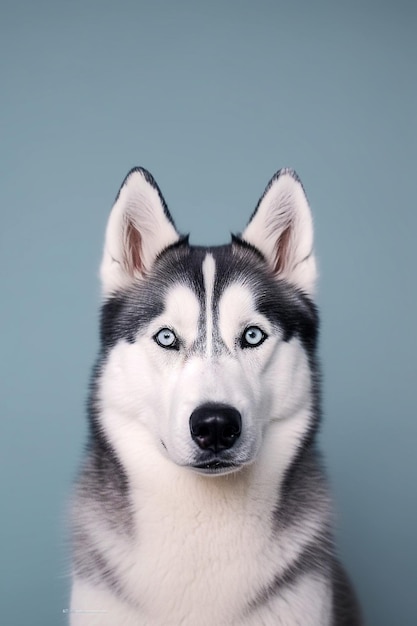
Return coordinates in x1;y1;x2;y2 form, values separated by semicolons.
189;403;242;453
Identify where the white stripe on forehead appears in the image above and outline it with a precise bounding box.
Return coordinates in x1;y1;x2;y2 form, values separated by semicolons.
202;253;216;357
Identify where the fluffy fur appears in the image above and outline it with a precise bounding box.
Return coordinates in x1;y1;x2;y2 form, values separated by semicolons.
70;167;361;625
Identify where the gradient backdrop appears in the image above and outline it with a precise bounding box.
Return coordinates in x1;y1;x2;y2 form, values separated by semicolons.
1;1;416;624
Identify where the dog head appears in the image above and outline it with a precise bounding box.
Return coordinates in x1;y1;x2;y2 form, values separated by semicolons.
95;168;319;476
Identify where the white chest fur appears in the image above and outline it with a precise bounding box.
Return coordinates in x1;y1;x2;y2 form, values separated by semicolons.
71;473;331;626
124;464;277;622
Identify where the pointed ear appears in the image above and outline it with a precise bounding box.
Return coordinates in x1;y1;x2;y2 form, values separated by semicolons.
100;167;180;296
241;169;317;296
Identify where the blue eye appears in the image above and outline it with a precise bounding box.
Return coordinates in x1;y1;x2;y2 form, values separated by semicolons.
154;328;179;350
241;326;267;348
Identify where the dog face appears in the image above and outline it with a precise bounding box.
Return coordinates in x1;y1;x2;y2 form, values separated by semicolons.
96;168;318;476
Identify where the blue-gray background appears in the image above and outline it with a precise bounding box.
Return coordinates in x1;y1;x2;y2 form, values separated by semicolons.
1;1;416;624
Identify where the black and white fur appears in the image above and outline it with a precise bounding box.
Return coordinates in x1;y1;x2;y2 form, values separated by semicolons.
70;167;362;625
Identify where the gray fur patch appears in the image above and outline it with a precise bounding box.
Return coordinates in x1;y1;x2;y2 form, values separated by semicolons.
246;537;333;614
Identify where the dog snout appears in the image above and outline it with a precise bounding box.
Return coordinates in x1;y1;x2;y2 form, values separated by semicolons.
189;403;242;453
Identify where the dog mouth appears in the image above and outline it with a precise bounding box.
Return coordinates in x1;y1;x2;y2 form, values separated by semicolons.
190;460;242;475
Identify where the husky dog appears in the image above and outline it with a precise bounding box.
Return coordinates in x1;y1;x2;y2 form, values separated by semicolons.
70;167;361;625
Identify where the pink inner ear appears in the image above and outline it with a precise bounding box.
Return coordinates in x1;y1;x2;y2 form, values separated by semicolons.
124;218;143;275
274;224;292;276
